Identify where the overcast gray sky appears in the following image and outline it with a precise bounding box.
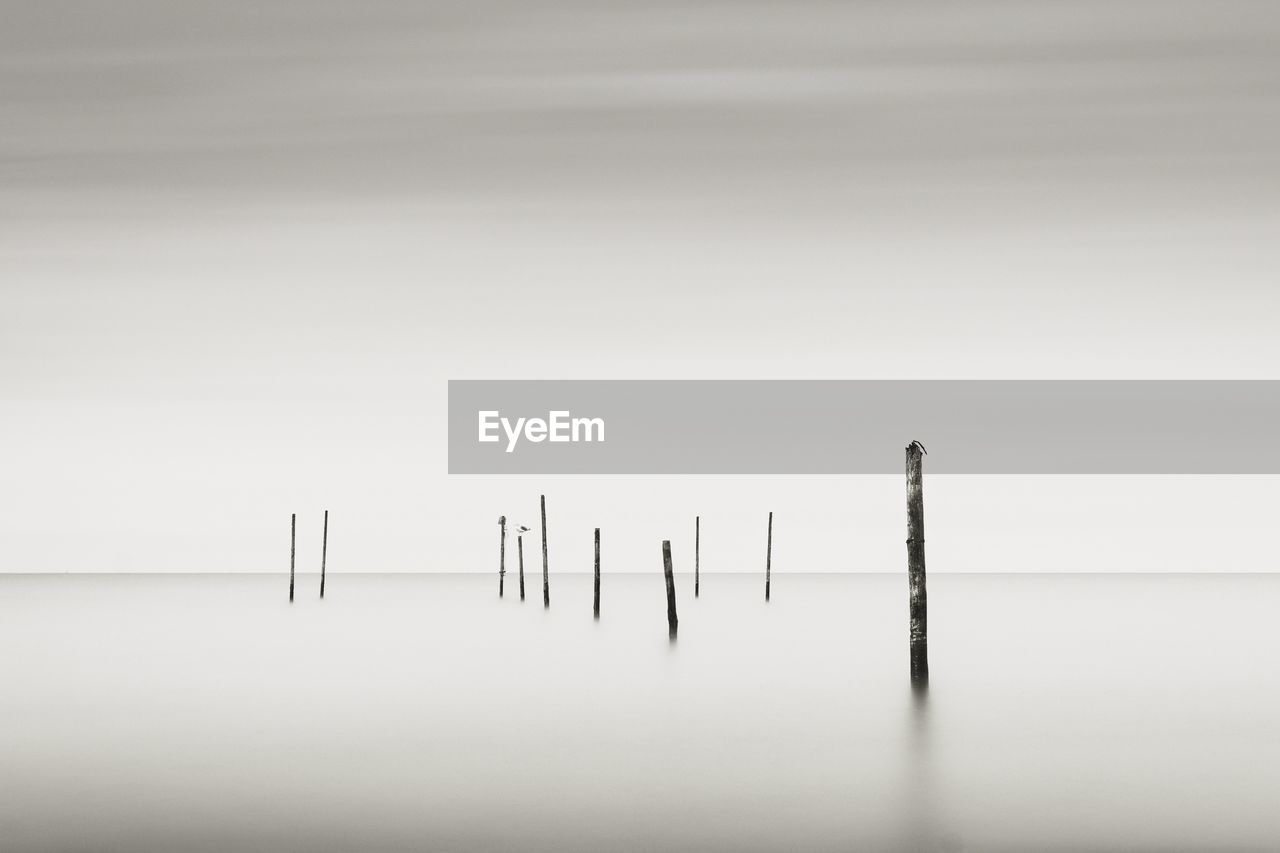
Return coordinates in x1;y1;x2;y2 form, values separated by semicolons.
3;0;1279;572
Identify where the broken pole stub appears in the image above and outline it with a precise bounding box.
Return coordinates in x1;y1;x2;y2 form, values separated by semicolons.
663;540;678;640
593;527;601;619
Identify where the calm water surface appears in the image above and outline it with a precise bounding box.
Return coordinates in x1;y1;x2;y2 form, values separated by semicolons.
1;573;1277;852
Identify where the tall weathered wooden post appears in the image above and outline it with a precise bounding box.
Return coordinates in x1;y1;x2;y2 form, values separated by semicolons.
695;516;700;598
765;511;773;601
662;540;678;639
540;495;550;608
319;510;328;599
289;513;296;603
498;515;507;598
593;527;601;619
906;440;929;684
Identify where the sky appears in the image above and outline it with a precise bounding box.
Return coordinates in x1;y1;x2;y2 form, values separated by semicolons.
3;0;1279;572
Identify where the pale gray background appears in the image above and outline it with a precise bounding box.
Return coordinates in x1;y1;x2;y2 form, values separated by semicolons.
4;0;1279;572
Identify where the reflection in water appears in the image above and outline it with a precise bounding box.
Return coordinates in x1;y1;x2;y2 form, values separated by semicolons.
900;682;939;852
1;573;1278;852
898;683;964;852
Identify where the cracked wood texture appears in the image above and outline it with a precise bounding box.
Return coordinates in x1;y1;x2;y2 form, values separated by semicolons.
906;442;929;684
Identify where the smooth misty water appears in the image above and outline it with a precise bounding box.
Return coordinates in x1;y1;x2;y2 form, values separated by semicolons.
1;573;1277;852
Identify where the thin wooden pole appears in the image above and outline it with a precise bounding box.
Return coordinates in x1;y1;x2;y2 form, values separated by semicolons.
498;515;507;598
593;527;601;619
662;540;678;639
906;440;929;684
765;511;773;602
518;534;526;601
289;513;296;603
695;516;700;598
319;510;328;599
541;494;550;608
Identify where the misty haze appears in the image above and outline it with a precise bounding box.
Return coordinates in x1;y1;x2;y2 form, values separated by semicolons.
4;1;1280;851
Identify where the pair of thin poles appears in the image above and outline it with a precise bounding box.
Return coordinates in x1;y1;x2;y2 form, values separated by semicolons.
498;496;551;606
289;510;329;602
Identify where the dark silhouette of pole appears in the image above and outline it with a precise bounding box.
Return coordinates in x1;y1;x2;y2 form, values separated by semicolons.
289;513;296;603
906;440;929;684
695;516;700;598
593;527;601;619
765;511;773;601
319;510;328;599
662;540;678;639
518;533;526;601
541;494;550;608
498;515;507;598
